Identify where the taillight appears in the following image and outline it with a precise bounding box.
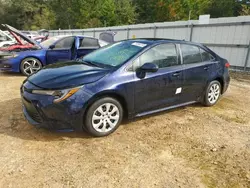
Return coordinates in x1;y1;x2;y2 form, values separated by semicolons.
225;62;230;68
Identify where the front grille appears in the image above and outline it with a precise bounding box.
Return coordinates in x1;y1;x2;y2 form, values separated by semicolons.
22;97;43;123
28;110;42;123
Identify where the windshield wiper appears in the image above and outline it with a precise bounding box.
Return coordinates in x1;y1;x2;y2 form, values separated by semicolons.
81;60;101;68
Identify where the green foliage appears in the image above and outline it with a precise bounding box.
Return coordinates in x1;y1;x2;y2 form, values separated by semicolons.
240;4;250;15
134;0;244;22
0;0;249;30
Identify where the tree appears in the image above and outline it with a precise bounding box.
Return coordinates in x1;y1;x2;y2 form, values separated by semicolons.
0;0;248;30
133;0;159;23
203;0;239;18
240;4;250;15
0;0;55;30
133;0;246;24
75;0;136;28
115;0;136;25
31;6;56;30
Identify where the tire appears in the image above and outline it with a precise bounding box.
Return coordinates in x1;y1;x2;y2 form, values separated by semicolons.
20;57;42;76
84;97;123;137
203;80;221;107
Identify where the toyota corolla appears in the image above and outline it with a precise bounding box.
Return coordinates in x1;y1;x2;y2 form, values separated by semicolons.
21;39;230;137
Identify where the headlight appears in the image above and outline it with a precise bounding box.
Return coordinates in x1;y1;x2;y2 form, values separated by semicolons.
2;53;19;59
32;86;82;103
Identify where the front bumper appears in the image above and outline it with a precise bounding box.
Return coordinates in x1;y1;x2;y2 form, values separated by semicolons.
22;103;79;130
0;58;19;72
21;82;92;131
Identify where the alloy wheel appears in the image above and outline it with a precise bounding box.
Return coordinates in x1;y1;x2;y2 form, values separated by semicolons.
22;59;41;75
208;83;220;104
92;103;120;133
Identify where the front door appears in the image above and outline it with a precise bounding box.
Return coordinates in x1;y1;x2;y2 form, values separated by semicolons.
46;36;75;64
131;43;183;113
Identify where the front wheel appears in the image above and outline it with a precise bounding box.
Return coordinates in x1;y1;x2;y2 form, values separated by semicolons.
20;57;42;76
84;97;123;137
203;80;221;106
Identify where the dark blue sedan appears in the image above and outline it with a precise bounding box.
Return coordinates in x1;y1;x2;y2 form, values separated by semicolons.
0;26;115;76
21;39;230;137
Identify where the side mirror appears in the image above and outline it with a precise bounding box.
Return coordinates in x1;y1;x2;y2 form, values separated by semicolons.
49;44;55;49
139;63;158;73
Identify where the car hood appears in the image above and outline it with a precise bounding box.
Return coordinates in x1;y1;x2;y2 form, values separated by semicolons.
28;61;110;89
2;24;42;49
0;30;13;41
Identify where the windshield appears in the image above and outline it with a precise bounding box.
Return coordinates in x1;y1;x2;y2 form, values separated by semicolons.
40;36;65;48
82;41;148;68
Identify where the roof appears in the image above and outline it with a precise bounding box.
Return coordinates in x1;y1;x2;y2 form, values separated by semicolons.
126;38;205;47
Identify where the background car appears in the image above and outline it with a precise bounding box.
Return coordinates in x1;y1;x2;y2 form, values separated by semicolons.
0;29;15;47
22;31;40;39
22;29;49;43
0;24;35;52
20;39;230;137
0;28;115;76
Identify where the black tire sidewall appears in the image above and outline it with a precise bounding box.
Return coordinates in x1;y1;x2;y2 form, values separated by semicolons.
20;57;42;76
84;97;123;137
204;80;221;106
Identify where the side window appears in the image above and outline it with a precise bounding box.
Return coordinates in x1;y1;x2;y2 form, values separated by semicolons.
54;37;74;49
130;43;178;71
181;44;202;64
80;37;99;48
200;48;215;62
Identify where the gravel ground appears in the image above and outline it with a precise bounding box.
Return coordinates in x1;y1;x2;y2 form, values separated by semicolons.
0;72;250;188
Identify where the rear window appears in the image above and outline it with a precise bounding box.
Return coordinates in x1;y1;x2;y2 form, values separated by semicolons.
181;44;202;64
200;48;215;62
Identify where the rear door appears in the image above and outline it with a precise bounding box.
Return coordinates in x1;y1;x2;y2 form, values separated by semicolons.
46;36;75;64
131;43;184;113
180;44;215;103
76;37;100;58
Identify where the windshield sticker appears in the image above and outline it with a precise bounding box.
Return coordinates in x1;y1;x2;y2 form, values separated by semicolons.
131;42;147;48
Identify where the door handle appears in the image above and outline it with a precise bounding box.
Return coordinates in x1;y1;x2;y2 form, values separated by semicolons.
172;72;181;77
204;66;209;70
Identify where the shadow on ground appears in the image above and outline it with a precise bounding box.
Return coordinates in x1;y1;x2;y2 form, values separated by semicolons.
0;98;93;141
0;97;203;142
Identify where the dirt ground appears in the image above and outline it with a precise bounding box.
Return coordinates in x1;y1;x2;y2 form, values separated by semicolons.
0;72;250;188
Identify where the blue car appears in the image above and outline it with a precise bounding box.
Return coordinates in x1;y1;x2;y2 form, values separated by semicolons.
21;39;230;137
0;25;115;76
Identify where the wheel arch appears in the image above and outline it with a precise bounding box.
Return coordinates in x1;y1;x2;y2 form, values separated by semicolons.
214;77;224;94
83;91;129;120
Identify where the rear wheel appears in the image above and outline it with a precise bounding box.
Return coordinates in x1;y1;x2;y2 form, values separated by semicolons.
20;57;42;76
84;97;123;137
203;80;221;106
